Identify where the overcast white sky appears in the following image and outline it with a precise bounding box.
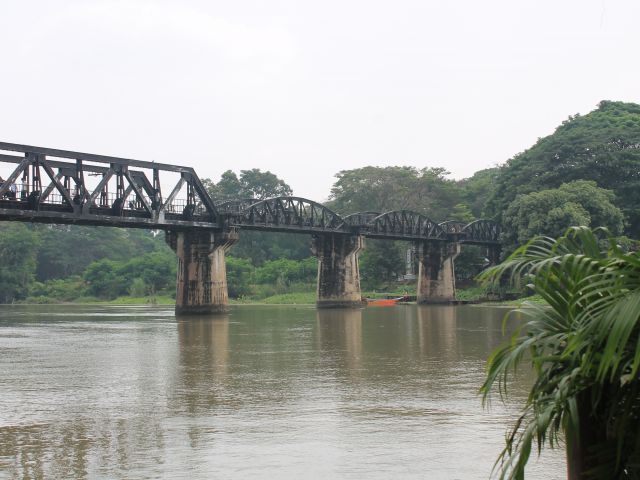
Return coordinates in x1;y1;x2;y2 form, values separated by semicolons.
1;0;639;201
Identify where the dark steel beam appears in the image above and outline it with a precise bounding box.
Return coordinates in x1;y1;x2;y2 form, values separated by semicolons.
0;142;193;173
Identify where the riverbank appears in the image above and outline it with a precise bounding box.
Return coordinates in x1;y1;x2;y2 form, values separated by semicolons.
10;291;544;307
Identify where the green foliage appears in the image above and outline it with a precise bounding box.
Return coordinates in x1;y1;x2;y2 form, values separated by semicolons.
83;250;176;300
29;276;85;302
237;168;292;199
502;180;624;251
0;223;40;303
34;225;169;281
254;292;316;304
457;167;500;218
226;256;253;298
329;166;461;220
204;168;292;201
359;240;405;289
488;100;640;236
129;278;147;297
253;257;317;285
449;203;475;222
480;227;640;479
455;245;487;282
230;231;311;265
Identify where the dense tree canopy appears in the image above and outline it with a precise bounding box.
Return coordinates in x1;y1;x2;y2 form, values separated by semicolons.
204;168;293;201
488;100;640;237
34;225;165;281
0;224;40;303
502;180;624;251
456;167;500;218
329;166;463;220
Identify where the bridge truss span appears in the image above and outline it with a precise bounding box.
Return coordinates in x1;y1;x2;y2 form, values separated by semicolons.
460;219;501;245
365;210;447;241
0;142;220;230
235;196;346;233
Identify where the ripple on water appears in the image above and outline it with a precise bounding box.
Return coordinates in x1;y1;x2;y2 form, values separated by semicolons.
0;304;565;479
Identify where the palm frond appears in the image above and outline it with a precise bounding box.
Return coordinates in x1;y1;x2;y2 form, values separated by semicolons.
480;226;640;479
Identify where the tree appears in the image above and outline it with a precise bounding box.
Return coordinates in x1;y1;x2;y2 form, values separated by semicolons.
238;168;292;199
218;170;244;198
359;240;405;289
226;256;253;298
230;232;311;265
456;167;500;218
0;223;40;303
34;225;167;282
204;168;293;201
487;101;640;237
480;227;640;479
502;180;624;251
83;250;176;299
329;166;461;220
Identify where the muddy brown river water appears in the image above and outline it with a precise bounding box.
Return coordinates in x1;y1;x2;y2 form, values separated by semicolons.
0;304;564;479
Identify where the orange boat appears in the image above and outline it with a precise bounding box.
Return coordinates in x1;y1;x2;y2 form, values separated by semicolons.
366;297;404;307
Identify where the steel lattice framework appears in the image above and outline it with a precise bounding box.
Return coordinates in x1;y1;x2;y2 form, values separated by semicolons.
0;142;217;229
363;210;447;240
0;142;501;245
459;219;500;245
240;197;344;233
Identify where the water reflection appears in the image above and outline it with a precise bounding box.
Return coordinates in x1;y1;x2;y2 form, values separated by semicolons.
177;315;230;377
0;304;564;479
316;308;363;371
416;305;457;359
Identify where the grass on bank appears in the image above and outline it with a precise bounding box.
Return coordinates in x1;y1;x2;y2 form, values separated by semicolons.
20;282;542;306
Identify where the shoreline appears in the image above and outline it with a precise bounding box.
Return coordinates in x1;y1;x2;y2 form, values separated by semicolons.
2;297;541;308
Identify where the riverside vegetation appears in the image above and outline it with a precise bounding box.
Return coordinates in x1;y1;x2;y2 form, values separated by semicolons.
481;227;640;479
1;100;640;304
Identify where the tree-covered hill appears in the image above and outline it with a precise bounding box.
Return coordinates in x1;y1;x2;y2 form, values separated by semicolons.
488;100;640;236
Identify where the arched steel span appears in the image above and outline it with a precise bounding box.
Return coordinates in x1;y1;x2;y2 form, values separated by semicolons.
439;220;467;234
215;198;258;214
234;196;345;233
341;211;381;227
461;219;500;244
365;210;447;240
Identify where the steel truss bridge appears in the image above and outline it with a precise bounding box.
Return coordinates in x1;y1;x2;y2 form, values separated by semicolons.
0;142;499;245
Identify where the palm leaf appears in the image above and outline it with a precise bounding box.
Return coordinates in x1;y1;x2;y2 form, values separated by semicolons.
480;227;640;479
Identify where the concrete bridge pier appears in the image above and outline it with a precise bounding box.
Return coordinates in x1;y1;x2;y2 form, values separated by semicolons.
166;230;238;315
312;234;365;308
415;241;461;304
487;245;502;266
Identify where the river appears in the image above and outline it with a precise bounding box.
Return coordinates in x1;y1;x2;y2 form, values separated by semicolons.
0;304;564;479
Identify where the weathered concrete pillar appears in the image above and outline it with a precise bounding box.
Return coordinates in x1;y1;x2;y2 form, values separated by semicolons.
415;241;461;304
166;230;238;315
311;234;365;308
487;245;502;266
